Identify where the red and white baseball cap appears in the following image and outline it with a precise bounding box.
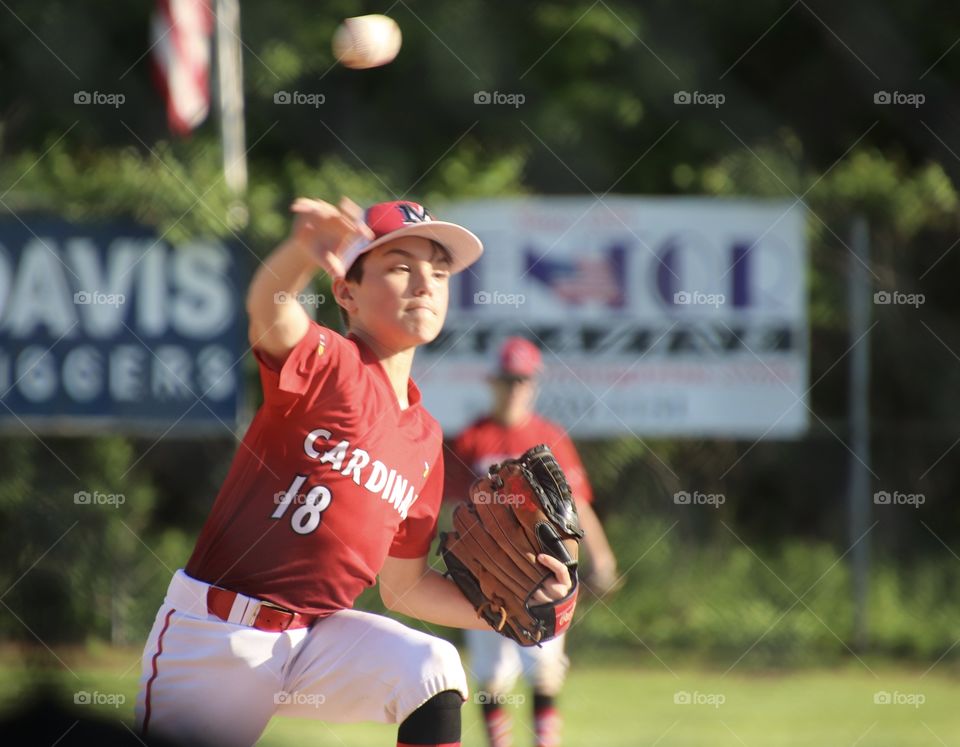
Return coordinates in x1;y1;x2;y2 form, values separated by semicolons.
497;337;543;378
341;200;483;275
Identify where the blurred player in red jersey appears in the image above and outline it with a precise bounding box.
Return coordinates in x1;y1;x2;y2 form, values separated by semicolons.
446;337;619;747
134;198;574;747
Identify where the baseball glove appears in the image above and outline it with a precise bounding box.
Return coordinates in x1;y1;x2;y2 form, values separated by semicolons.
439;444;584;646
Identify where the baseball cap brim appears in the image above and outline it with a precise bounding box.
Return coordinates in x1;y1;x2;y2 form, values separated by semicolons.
342;221;483;275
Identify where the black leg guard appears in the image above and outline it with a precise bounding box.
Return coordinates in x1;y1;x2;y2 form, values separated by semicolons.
397;689;462;745
533;692;555;711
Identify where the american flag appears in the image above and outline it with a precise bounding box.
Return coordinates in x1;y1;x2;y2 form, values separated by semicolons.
526;245;627;307
150;0;214;136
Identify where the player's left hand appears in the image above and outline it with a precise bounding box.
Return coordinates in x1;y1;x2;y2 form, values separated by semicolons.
532;553;573;604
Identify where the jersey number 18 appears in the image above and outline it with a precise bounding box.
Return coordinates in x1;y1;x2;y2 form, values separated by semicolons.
270;474;332;535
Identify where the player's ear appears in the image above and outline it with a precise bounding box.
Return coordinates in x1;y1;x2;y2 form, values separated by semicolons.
332;276;359;316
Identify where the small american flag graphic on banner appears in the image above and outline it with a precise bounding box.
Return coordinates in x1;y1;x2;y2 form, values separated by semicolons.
525;244;627;308
150;0;214;136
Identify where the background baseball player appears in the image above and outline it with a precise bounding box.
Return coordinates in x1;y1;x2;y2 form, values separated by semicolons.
133;198;574;747
445;337;619;747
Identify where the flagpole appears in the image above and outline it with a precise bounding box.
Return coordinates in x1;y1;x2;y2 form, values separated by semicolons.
215;0;248;203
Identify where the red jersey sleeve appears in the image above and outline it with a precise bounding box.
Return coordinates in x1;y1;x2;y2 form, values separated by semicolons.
548;431;594;505
253;321;341;408
389;448;445;559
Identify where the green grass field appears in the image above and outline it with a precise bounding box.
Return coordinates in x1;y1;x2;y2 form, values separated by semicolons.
1;648;957;746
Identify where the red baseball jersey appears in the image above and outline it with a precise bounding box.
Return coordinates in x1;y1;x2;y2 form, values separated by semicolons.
445;414;594;505
186;321;444;617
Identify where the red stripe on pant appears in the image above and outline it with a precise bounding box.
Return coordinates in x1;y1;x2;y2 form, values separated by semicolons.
142;608;176;736
397;743;461;747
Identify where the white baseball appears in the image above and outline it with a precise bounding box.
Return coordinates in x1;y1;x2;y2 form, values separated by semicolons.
332;14;402;70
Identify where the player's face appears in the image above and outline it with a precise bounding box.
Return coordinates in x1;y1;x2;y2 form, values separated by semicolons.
491;376;537;419
348;236;450;349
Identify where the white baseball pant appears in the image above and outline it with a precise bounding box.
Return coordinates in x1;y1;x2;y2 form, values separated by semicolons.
134;570;468;747
466;628;569;697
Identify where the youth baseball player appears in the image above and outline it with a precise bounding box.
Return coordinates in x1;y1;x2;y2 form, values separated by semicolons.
445;337;619;747
133;198;574;747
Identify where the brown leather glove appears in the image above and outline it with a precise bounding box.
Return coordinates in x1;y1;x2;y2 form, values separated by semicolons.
439;445;583;646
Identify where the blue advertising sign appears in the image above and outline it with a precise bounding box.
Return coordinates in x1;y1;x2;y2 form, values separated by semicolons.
0;219;247;434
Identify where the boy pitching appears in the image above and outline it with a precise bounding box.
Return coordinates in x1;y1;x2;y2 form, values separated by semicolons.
134;198;573;747
446;337;619;747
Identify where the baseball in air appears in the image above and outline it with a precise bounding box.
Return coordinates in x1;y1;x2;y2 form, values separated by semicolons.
333;14;402;70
